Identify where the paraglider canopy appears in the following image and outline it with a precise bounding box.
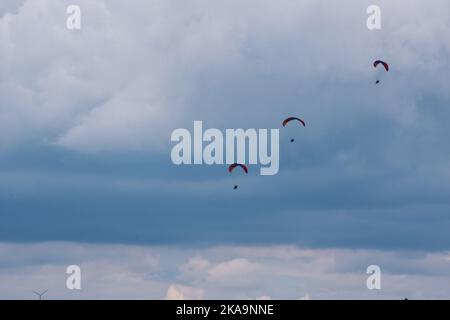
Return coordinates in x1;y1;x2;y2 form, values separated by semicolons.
373;60;389;72
282;117;306;127
228;163;248;174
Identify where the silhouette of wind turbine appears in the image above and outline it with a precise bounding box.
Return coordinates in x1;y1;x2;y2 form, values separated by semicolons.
32;289;48;300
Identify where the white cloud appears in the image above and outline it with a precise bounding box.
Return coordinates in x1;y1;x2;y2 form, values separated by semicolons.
179;256;211;280
164;284;204;300
207;258;261;283
1;0;450;154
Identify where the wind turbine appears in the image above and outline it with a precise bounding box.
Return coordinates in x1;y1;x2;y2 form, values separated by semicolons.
32;289;48;300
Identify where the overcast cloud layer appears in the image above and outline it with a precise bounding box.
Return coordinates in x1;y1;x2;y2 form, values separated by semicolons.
1;0;450;250
1;0;450;298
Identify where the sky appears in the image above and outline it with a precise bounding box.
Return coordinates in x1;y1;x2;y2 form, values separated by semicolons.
1;0;450;299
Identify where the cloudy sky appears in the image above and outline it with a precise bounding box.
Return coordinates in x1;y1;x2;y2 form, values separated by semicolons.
1;0;450;299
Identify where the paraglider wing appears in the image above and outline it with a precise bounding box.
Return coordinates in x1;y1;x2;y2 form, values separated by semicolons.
228;163;248;174
373;60;389;72
282;117;306;127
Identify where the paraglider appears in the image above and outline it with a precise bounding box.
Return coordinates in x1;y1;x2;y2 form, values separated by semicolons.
282;117;306;143
228;163;248;190
373;60;389;84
